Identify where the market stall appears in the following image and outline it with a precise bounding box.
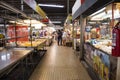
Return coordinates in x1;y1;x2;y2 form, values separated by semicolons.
73;20;80;51
64;15;73;47
0;22;47;80
83;3;120;80
0;22;47;79
0;0;48;79
30;26;53;46
72;0;120;80
42;27;55;46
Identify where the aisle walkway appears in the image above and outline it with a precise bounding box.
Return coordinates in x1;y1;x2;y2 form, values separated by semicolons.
29;42;91;80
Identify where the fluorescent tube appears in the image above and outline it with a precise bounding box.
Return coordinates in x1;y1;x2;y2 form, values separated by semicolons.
38;4;64;8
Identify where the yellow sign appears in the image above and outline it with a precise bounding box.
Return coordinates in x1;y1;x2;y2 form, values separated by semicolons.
36;5;46;18
24;0;46;18
67;14;72;20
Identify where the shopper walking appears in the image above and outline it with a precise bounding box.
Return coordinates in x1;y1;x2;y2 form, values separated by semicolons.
62;30;67;46
57;30;63;45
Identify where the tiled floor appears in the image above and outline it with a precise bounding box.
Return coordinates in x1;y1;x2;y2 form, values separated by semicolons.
29;42;92;80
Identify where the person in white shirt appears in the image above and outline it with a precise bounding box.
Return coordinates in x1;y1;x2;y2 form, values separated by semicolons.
62;31;67;46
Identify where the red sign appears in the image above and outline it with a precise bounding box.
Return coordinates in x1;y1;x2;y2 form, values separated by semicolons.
41;18;49;23
81;0;85;4
7;26;29;42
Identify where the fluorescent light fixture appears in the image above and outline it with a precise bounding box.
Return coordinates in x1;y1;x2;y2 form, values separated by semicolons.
38;4;64;8
31;24;42;29
51;21;61;23
88;22;96;24
9;19;46;26
9;21;15;23
103;9;120;19
91;12;106;20
31;23;46;29
90;7;106;17
91;9;120;20
24;20;40;24
9;20;28;25
0;24;9;26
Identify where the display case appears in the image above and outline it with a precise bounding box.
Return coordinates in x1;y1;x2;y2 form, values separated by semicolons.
84;42;117;80
83;2;120;80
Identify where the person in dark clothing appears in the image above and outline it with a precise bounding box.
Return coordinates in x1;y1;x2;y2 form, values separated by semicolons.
57;30;63;45
32;32;36;37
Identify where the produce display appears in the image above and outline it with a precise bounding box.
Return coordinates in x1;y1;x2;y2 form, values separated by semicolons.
17;39;46;47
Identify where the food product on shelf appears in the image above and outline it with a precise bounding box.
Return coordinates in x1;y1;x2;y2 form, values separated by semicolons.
0;47;4;51
87;39;112;54
17;39;46;47
0;34;4;38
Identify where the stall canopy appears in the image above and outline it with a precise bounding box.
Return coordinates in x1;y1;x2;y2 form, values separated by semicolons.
72;0;115;20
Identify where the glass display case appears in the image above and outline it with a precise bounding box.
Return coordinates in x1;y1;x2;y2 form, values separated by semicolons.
83;3;120;80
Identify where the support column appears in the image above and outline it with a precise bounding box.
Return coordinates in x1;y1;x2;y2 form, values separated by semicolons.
14;20;17;46
116;58;120;80
67;0;69;15
21;0;24;11
80;15;86;60
4;20;7;47
112;3;114;28
30;19;32;47
72;21;75;49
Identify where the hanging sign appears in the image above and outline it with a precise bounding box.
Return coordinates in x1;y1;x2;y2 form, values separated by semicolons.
41;18;49;23
81;0;85;4
24;0;46;18
36;4;46;18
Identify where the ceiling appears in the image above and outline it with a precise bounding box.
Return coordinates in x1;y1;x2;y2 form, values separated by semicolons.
38;0;75;25
0;0;75;26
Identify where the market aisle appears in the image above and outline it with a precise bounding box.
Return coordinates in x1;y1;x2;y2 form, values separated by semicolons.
29;42;91;80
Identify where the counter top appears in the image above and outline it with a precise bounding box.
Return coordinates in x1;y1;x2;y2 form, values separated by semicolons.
0;48;33;74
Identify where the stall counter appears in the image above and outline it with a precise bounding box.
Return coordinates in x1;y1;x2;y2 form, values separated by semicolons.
84;42;117;80
0;48;33;75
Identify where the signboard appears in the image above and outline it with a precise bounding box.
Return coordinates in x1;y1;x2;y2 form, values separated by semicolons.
72;0;81;15
36;4;46;18
41;18;49;23
72;0;85;15
72;0;97;20
24;0;46;18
